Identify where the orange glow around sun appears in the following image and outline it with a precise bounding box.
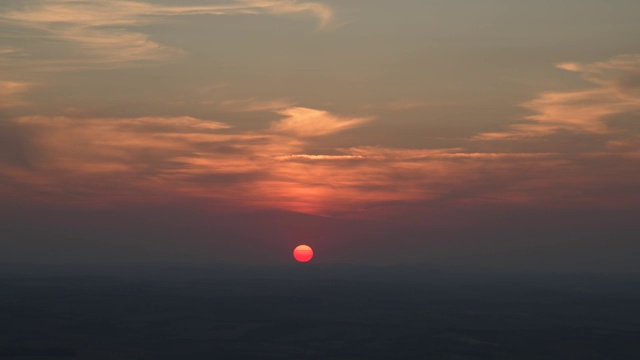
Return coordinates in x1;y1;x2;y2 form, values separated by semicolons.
293;245;313;262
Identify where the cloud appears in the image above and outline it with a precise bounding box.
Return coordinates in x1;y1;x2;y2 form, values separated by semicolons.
3;107;636;218
0;110;302;208
266;145;640;216
0;51;638;218
0;0;334;69
475;54;640;140
0;48;19;55
271;107;371;137
249;0;333;28
0;80;31;109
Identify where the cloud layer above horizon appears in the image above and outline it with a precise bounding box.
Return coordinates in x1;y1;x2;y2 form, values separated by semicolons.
2;54;638;217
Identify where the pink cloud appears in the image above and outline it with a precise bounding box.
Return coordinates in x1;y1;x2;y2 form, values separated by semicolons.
0;72;638;219
271;107;371;137
475;54;640;140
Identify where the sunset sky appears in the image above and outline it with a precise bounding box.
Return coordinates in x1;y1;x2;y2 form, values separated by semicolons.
1;0;639;270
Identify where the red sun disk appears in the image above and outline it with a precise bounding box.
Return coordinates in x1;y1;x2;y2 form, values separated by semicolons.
293;245;313;262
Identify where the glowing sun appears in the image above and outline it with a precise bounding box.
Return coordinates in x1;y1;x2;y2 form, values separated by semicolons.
293;245;313;262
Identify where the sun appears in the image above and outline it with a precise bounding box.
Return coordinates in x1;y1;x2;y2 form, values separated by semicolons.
293;245;313;262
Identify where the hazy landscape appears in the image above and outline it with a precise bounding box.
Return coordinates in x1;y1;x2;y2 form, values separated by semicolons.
1;265;639;359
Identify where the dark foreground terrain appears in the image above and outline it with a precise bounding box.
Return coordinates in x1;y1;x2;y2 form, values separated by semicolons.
0;265;639;359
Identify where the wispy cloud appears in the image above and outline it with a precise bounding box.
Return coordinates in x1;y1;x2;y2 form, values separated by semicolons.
0;0;334;69
476;54;640;140
271;107;371;137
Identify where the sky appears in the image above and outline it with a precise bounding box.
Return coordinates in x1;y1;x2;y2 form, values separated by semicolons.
1;0;639;271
